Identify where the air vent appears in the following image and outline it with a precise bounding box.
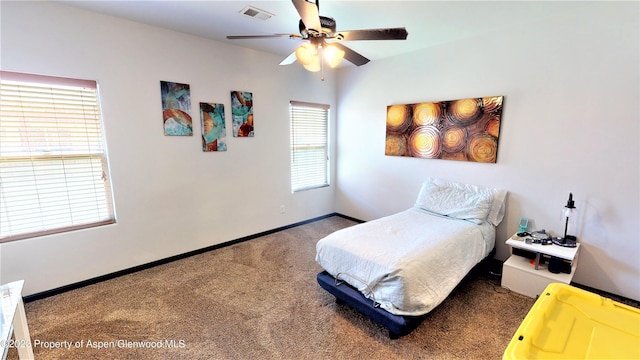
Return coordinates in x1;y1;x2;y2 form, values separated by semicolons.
240;6;275;21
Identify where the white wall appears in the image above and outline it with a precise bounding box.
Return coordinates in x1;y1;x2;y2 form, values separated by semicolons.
0;1;337;296
335;2;639;300
1;1;638;302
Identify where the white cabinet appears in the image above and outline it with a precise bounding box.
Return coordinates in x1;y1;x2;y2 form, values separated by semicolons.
501;235;580;298
1;280;34;360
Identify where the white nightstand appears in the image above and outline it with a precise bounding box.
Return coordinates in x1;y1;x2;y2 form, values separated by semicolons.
501;234;580;298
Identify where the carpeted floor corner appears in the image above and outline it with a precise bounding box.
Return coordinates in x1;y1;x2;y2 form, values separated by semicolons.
8;216;536;359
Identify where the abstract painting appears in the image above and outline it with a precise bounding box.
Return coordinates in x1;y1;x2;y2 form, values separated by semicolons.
200;102;227;152
161;81;192;136
385;96;504;163
230;91;254;137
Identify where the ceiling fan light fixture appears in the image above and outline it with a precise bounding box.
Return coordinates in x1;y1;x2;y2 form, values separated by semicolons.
295;43;318;66
323;44;345;68
303;55;321;72
228;0;407;74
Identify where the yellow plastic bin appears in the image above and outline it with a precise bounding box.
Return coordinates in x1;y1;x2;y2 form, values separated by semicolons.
503;283;640;359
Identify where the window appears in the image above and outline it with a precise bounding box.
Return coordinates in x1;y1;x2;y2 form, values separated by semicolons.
290;101;329;192
0;71;115;242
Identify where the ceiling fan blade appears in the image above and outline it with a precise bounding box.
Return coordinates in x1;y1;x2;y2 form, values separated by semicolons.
227;34;301;40
332;43;370;67
279;51;298;66
337;27;408;41
292;0;321;33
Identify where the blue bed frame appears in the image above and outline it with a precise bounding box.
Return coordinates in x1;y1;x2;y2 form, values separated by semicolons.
317;248;495;339
317;270;426;339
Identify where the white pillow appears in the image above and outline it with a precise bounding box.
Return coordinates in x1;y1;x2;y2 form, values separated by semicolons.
415;181;493;224
487;188;507;225
415;178;507;226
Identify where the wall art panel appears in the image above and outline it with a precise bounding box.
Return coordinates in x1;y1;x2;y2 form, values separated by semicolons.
385;96;504;163
231;91;254;137
200;102;227;152
160;81;192;136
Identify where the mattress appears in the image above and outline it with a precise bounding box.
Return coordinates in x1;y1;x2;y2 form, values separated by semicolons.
315;207;495;316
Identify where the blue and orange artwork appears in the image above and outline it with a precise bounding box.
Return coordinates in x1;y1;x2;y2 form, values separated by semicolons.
230;91;253;137
161;81;192;136
200;102;227;152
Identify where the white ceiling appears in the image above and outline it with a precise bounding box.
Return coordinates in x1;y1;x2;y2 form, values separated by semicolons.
56;0;591;67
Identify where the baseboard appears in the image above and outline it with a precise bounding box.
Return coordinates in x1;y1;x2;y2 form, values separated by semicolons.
24;213;344;303
32;215;636;309
333;213;365;223
569;282;639;308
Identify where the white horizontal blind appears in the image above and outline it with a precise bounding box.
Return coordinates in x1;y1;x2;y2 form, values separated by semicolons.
0;71;115;242
290;101;329;192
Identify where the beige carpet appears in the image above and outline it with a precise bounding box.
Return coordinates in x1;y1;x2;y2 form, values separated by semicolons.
8;216;536;360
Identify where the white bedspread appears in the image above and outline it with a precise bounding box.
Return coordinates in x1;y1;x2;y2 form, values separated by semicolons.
315;207;495;316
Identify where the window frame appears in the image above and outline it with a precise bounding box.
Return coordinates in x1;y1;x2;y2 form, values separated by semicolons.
289;101;330;192
0;71;115;242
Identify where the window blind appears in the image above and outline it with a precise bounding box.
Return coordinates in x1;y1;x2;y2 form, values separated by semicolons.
290;101;329;192
0;71;115;242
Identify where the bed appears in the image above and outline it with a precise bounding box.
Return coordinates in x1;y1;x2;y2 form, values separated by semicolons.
316;178;507;338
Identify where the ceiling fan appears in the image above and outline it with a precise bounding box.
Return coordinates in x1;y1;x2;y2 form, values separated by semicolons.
226;0;408;73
